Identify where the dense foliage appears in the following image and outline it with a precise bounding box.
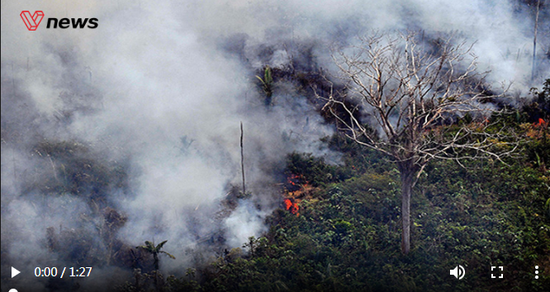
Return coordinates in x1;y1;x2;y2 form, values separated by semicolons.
119;82;550;292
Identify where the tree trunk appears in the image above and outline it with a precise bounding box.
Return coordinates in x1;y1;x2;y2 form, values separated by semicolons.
153;253;160;291
532;0;541;82
240;122;246;195
399;163;415;254
153;253;159;270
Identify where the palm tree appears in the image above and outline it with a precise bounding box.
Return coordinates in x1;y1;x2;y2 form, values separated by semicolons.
136;240;175;291
256;66;273;106
136;240;175;271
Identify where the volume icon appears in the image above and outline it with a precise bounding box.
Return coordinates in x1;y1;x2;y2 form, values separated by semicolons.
450;265;466;280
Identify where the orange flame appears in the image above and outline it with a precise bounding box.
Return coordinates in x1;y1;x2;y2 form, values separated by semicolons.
283;173;309;217
287;174;303;186
290;202;299;216
283;198;299;216
283;199;292;210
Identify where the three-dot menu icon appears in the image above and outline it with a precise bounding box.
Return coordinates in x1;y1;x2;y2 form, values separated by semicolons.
535;265;539;279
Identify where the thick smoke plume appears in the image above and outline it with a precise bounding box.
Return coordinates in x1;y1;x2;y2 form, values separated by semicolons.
1;0;548;290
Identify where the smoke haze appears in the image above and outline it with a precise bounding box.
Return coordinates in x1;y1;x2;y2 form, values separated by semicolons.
1;0;548;290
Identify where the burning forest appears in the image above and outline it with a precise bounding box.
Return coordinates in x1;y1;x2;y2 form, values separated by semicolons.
2;1;550;291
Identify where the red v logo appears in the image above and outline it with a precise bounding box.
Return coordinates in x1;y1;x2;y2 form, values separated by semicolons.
20;11;45;31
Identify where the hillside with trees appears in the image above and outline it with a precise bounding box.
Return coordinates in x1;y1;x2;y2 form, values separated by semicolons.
115;79;550;292
2;1;549;292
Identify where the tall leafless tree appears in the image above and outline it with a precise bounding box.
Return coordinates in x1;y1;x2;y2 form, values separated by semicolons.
317;32;518;254
532;0;542;82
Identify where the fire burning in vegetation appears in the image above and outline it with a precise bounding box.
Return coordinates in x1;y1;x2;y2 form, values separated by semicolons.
283;198;299;216
282;173;316;216
286;174;302;188
523;117;550;140
536;118;548;128
286;173;314;193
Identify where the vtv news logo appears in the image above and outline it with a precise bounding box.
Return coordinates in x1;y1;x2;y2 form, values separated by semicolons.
20;10;99;31
20;11;44;31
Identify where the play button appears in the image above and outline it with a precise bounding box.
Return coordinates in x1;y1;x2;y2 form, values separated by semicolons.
11;267;20;278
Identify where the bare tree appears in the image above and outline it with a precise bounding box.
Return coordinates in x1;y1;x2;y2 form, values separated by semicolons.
532;0;541;82
318;32;517;254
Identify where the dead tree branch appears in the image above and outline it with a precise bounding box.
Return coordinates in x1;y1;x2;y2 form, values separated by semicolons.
316;31;518;254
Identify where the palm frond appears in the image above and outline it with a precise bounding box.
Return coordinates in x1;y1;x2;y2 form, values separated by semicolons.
156;240;168;251
160;251;176;259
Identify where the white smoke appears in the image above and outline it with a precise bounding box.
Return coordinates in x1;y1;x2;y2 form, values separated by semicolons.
1;0;548;289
